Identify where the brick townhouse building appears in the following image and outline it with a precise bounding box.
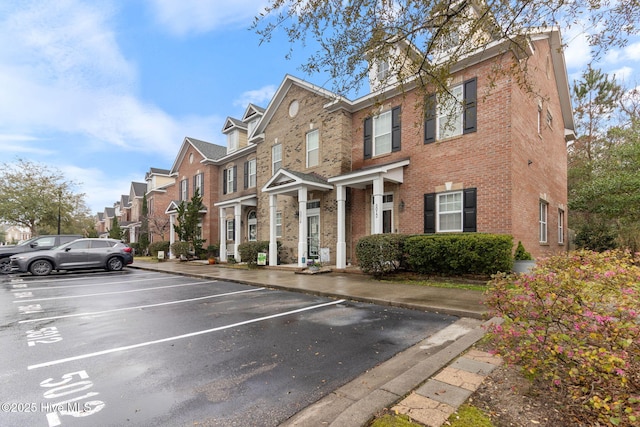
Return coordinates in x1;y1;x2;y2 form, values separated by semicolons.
96;24;573;268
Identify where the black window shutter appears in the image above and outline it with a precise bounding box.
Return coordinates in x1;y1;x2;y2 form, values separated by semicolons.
222;169;227;195
363;117;372;159
391;106;401;152
185;180;189;200
463;188;477;232
232;166;237;192
424;94;436;144
424;193;436;233
200;173;204;196
244;161;249;189
463;78;477;134
193;175;196;196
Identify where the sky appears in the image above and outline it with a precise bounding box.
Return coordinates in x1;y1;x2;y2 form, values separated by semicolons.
1;0;639;215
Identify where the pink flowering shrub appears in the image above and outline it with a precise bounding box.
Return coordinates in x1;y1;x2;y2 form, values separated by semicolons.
486;250;640;426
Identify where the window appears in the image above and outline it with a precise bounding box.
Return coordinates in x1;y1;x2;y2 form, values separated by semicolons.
193;173;204;197
247;119;258;138
272;144;282;173
558;209;564;244
180;179;188;201
363;106;401;159
247;211;257;241
438;84;464;139
276;212;282;237
424;78;477;143
226;219;235;241
376;59;389;81
226;167;234;194
244;159;256;189
227;130;239;153
539;201;548;243
374;111;392;155
223;166;237;195
437;192;463;232
306;129;319;167
424;188;477;233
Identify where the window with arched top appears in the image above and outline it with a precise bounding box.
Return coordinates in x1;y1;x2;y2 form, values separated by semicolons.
247;210;257;241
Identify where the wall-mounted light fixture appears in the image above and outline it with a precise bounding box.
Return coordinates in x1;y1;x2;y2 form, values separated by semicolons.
294;211;299;219
528;160;533;166
399;200;405;212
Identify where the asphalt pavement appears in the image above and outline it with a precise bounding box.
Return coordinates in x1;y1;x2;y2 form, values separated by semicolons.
129;259;502;427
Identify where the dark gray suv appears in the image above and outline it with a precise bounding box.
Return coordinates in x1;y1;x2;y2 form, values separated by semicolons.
0;235;82;274
10;238;134;276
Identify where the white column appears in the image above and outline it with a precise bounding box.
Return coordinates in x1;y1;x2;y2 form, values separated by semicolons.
336;184;346;269
372;175;384;234
219;207;227;262
269;194;278;266
234;203;242;262
169;214;175;259
297;187;308;267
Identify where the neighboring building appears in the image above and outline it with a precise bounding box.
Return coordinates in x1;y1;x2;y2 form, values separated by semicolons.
124;182;147;243
166;137;227;257
1;225;31;244
145;167;174;243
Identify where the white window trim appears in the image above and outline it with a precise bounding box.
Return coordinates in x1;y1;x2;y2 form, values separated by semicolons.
558;209;564;244
195;173;203;196
247;211;257;242
180;179;188;201
275;211;282;237
437;84;464;140
539;201;548;243
227;130;239;154
436;191;463;233
306;129;319;168
248;159;257;188
226;219;234;241
373;110;392;156
272;144;282;174
226;167;234;194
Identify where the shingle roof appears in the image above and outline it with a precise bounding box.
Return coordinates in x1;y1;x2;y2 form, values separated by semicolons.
186;137;227;160
131;182;147;198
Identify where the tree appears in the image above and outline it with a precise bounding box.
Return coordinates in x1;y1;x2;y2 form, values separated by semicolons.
173;189;205;256
108;216;123;240
148;213;170;241
254;1;639;103
0;159;92;235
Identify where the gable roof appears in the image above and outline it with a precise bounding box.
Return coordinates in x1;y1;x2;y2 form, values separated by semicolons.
222;117;246;133
261;168;333;196
170;137;227;175
252;75;347;143
145;167;171;180
130;182;147;198
242;103;265;122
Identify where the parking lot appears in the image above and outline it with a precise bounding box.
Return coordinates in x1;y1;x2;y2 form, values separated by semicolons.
0;269;459;426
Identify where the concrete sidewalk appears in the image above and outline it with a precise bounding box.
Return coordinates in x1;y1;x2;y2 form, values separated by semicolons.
128;260;500;427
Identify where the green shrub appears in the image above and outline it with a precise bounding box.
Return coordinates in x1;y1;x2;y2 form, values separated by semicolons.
170;241;191;259
405;234;513;276
355;234;409;278
148;241;170;258
238;241;270;266
129;242;140;256
513;241;533;260
486;250;640;426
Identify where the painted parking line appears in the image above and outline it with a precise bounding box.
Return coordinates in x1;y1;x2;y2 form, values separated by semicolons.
11;275;173;292
12;280;220;303
27;299;346;370
18;287;266;324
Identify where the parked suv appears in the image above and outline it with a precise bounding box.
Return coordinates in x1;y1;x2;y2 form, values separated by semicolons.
10;238;133;276
0;235;82;274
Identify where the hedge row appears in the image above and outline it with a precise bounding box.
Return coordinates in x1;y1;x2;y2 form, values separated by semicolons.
355;233;514;277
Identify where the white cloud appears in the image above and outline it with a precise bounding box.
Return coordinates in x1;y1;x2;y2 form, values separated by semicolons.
0;0;219;163
233;85;277;109
563;27;592;72
145;0;267;36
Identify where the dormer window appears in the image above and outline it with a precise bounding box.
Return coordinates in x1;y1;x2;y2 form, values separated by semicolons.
376;59;389;81
227;130;239;153
247;119;258;138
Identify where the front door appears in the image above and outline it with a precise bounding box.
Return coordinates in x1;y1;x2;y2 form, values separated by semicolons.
307;201;320;260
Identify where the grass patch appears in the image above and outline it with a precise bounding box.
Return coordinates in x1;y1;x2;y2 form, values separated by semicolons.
369;414;423;427
379;273;488;291
447;404;494;427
